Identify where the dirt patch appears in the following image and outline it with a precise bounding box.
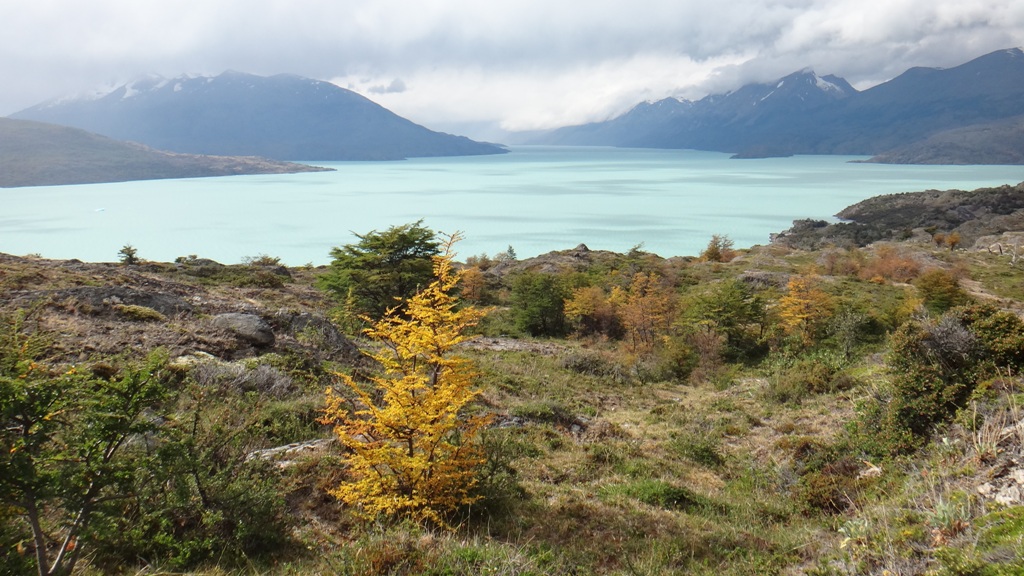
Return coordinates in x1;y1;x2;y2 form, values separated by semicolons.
464;336;566;355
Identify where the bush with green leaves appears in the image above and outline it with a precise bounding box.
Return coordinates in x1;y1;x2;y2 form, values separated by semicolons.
888;315;980;434
509;271;569;337
118;244;139;265
0;314;291;575
849;305;1022;456
951;303;1024;373
0;316;176;576
680;278;767;361
93;380;290;570
602;479;724;514
763;349;852;405
317;220;440;321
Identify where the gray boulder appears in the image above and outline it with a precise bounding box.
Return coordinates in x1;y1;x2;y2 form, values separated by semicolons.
212;313;275;346
28;286;194;317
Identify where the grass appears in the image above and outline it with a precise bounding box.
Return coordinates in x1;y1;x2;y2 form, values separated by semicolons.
446;341;845;575
9;235;1024;575
953;250;1024;303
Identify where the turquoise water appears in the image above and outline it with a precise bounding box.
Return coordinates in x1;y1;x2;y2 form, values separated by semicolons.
3;146;1024;265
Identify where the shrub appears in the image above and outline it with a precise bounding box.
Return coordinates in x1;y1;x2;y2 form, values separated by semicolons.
564;285;624;339
321;239;490;526
559;349;614;376
81;362;293;572
952;303;1024;372
241;253;282;266
887;315;979;436
915;268;971;314
472;429;530;518
510;400;575;426
650;336;698;383
796;457;864;514
118;244;140;265
859;245;920;282
682;278;767;361
317;220;441;320
777;274;834;347
700;234;736;263
0;331;180;576
851;311;988;456
763;351;851;404
232;268;287;288
509;272;568;337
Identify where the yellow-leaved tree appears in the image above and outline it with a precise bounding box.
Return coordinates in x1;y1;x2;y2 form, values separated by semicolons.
777;274;833;346
620;272;676;353
321;233;490;526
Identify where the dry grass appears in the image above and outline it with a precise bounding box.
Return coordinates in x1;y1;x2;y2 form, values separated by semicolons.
8;235;1024;575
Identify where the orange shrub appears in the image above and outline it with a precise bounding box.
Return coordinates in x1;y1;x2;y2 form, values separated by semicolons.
858;246;921;283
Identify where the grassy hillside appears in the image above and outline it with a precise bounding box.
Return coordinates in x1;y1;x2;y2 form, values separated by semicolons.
2;191;1023;575
0;117;330;188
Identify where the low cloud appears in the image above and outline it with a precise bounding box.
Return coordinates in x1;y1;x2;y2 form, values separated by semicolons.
367;79;407;94
2;0;1021;138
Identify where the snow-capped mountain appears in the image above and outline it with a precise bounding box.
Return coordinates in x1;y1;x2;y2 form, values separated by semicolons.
11;71;506;161
538;48;1024;160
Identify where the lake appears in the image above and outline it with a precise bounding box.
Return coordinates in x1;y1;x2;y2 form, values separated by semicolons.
3;146;1024;265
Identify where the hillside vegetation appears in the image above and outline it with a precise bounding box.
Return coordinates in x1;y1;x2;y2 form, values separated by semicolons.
0;117;331;188
2;184;1024;575
775;182;1024;253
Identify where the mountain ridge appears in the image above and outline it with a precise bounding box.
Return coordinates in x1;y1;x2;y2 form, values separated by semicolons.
536;47;1024;162
11;72;507;161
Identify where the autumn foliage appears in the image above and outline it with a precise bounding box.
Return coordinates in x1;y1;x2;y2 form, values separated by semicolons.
777;274;833;345
620;272;676;353
321;234;489;526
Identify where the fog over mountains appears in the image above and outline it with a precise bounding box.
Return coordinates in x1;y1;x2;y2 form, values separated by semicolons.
11;72;507;161
534;48;1024;163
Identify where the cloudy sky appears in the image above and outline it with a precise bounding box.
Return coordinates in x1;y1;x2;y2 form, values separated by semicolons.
2;1;1022;139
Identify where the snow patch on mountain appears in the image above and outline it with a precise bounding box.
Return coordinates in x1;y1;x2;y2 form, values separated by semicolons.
814;75;843;93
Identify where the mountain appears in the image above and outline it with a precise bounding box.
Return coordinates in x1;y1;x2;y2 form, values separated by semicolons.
538;48;1024;162
10;72;506;161
0;117;331;188
542;69;855;153
865;116;1024;165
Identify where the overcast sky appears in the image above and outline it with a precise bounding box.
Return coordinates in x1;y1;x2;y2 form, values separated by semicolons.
2;1;1022;139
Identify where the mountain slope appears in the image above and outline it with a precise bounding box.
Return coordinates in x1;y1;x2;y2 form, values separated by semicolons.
538;48;1024;162
865;116;1024;165
0;117;330;188
11;72;506;161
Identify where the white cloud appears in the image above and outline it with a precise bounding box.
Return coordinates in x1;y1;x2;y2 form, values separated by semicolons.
367;79;407;95
2;0;1022;137
336;51;751;132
